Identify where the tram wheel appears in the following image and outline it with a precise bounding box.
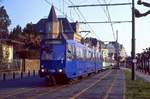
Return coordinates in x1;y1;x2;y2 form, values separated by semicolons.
45;76;56;86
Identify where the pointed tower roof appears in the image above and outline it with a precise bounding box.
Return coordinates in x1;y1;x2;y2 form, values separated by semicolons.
58;18;74;33
48;5;58;22
58;20;67;39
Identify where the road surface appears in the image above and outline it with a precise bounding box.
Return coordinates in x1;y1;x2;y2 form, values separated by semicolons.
0;69;125;99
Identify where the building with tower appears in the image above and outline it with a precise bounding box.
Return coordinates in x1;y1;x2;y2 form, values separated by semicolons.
33;5;81;42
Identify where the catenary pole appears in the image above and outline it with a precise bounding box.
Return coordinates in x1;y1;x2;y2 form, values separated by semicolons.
131;0;136;80
116;30;119;68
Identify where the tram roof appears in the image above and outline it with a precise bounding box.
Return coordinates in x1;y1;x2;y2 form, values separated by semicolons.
66;40;86;48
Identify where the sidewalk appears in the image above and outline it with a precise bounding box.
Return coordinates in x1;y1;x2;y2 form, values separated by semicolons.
135;71;150;83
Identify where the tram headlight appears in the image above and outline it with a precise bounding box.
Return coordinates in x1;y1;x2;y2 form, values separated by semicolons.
41;69;45;72
58;69;63;73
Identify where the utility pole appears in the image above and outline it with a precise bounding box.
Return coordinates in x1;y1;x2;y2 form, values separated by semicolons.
131;0;136;80
116;30;119;69
115;30;120;69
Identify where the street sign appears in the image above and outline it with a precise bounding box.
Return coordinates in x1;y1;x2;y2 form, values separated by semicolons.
133;59;137;63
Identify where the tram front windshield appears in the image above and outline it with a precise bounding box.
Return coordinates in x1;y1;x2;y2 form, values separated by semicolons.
41;44;65;60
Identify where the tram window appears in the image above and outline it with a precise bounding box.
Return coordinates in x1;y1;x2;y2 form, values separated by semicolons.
53;45;65;60
76;47;80;59
80;48;84;60
99;53;101;60
90;51;93;61
41;45;65;60
97;53;99;59
81;48;85;60
72;45;76;58
82;49;86;60
93;51;95;61
66;44;74;60
87;50;90;60
77;48;80;59
85;49;87;59
76;47;83;60
89;50;91;61
95;52;98;61
86;49;89;60
97;53;99;60
41;47;53;60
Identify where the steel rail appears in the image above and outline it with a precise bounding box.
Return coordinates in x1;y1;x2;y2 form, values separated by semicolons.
69;70;113;99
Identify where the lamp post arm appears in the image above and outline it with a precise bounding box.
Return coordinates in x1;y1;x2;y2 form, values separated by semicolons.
137;0;150;7
135;9;150;17
142;1;150;7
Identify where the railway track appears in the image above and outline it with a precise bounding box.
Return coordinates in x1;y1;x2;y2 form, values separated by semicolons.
0;69;124;99
29;70;111;99
69;70;113;99
69;69;124;99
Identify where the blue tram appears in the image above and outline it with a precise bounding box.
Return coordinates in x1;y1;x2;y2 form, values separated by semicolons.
39;39;102;84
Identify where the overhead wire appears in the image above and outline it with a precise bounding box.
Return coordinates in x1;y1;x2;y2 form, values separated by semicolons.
96;0;114;40
67;0;102;39
44;0;107;39
128;0;132;8
64;0;83;21
97;0;116;41
76;8;101;39
96;0;109;19
44;0;74;21
66;0;84;21
62;0;86;32
44;0;88;35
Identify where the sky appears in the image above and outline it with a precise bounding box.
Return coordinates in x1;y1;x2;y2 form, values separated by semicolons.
1;0;150;55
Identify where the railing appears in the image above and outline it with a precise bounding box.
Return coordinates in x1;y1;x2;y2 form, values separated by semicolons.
0;59;22;72
0;70;39;81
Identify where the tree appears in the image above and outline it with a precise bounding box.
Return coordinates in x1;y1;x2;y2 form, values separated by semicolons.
91;38;97;46
23;23;38;40
9;25;22;40
23;23;40;49
0;6;11;38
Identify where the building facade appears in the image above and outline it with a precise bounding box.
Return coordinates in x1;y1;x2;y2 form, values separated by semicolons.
33;5;81;42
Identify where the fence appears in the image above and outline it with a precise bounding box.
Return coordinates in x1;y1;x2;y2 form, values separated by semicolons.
0;59;40;81
0;59;22;72
0;59;40;72
0;70;39;81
